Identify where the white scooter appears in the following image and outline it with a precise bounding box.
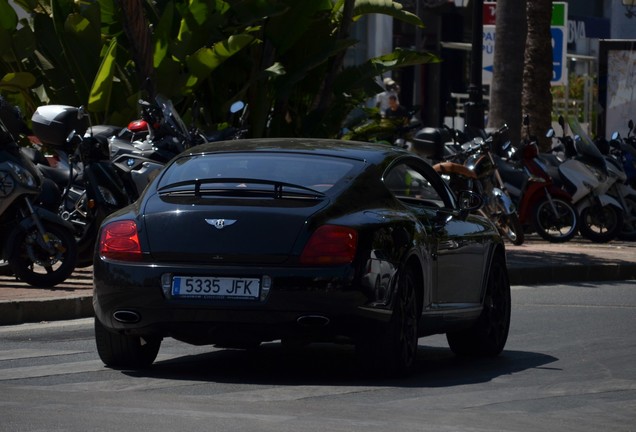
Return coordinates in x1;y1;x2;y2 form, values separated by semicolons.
543;117;624;243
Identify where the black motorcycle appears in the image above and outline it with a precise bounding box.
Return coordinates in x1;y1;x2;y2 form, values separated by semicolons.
30;104;130;267
0;102;78;287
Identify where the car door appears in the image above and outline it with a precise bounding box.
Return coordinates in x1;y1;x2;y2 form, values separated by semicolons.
383;158;489;307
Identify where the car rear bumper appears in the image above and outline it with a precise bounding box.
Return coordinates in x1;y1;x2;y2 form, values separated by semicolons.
93;257;394;345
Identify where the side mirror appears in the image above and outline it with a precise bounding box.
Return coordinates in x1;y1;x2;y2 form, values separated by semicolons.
457;190;483;213
611;131;620;140
546;128;555;138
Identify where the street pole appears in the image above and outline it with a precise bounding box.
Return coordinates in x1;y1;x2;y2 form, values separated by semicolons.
464;0;485;132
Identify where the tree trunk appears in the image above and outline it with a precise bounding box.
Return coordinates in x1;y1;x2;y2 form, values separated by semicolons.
487;0;526;146
522;0;553;151
117;0;155;96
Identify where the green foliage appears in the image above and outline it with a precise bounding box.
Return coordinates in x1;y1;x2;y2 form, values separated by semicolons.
0;0;438;138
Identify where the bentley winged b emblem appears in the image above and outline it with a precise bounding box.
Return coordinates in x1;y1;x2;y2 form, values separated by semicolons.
205;218;237;230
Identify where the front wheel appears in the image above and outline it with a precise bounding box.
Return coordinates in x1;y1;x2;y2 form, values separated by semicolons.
533;198;578;243
618;196;636;241
9;222;78;287
578;204;623;243
497;213;524;245
94;318;161;369
447;253;511;356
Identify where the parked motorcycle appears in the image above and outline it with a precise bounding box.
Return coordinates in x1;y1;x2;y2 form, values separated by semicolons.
433;125;525;245
0;101;78;287
543;116;624;243
494;116;578;243
601;123;636;240
30;104;130;266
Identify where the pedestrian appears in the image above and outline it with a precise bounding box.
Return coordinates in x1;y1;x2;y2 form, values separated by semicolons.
375;77;399;116
384;94;409;125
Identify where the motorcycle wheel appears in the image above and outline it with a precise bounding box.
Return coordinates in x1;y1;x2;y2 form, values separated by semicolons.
578;204;623;243
618;196;636;241
532;198;578;243
498;213;525;245
9;222;78;287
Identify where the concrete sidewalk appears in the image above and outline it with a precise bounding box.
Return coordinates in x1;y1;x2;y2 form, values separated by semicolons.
1;236;635;326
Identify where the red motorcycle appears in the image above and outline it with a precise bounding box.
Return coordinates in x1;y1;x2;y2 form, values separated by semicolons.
496;120;578;243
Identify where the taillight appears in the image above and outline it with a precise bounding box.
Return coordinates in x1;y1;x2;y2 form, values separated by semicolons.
300;225;357;265
99;220;143;261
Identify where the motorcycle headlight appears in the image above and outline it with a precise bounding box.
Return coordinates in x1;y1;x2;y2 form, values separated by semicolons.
7;161;36;188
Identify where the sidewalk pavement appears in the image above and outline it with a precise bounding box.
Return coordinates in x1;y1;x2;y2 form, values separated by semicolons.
1;235;635;326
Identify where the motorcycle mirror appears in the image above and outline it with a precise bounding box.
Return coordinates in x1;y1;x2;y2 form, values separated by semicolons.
611;131;620;140
546;128;555;138
230;101;245;114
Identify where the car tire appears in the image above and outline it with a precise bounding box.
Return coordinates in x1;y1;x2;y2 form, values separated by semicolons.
446;253;510;357
94;317;161;369
357;268;419;377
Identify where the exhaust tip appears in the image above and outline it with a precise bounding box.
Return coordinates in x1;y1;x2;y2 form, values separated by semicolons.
113;310;141;324
296;315;330;327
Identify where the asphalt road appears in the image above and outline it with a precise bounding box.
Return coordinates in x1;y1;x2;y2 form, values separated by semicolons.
1;280;634;432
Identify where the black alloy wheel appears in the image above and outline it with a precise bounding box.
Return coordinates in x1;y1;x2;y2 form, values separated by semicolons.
446;253;511;357
94;318;161;369
357;268;419;377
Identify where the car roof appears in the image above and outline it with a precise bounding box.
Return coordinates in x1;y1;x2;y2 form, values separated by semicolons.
181;138;407;166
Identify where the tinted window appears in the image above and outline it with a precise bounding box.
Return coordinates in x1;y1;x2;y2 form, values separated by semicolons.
384;161;448;207
159;153;357;192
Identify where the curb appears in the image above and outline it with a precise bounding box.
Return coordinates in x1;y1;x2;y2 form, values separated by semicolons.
0;296;93;326
2;264;636;326
508;263;636;286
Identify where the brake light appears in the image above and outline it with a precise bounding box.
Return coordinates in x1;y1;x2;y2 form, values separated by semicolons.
99;220;143;261
300;225;358;265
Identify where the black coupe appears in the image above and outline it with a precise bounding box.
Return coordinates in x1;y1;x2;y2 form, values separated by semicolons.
93;138;510;376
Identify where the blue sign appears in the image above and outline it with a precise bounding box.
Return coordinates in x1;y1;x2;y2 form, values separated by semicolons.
551;27;564;83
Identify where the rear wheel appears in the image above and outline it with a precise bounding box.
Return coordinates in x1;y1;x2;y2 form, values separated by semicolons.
10;222;77;287
446;253;510;356
579;204;622;243
94;318;161;369
533;198;578;243
357;268;419;377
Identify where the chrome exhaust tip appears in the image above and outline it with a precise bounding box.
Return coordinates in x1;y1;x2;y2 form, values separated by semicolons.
296;315;330;327
113;310;141;324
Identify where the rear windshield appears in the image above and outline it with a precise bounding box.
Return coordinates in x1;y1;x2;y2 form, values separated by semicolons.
158;153;357;192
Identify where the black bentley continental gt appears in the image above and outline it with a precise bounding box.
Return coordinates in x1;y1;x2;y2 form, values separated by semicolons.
93;138;511;376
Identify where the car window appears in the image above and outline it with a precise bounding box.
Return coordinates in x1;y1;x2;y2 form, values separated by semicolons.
158;153;357;192
383;160;450;208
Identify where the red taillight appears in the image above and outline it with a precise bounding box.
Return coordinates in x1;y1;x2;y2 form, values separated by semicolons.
300;225;358;265
99;220;143;261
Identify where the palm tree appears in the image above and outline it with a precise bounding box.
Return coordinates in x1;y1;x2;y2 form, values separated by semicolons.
522;0;553;150
487;0;527;146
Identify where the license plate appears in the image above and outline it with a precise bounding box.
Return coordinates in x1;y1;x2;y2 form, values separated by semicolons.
172;276;261;300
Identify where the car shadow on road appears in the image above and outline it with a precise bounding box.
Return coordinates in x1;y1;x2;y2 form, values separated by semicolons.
123;342;558;388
